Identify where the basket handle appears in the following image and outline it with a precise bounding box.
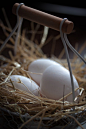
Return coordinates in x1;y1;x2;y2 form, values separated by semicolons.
12;3;74;34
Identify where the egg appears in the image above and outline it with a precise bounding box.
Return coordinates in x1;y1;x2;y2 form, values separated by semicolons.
9;75;39;96
40;65;79;102
28;58;61;85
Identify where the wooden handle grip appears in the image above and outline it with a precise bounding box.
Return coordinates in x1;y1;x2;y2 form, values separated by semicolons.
12;3;74;34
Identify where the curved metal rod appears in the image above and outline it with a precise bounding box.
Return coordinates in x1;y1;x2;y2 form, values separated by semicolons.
64;33;86;64
0;3;24;54
60;18;75;103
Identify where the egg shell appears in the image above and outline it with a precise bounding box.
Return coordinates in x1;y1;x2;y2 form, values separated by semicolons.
9;75;39;96
40;65;79;102
28;58;61;85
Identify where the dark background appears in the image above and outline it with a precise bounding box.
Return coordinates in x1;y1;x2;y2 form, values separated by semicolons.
0;1;86;58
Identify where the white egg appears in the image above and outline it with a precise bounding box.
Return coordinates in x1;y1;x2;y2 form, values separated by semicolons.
28;58;61;85
9;75;39;96
40;65;79;102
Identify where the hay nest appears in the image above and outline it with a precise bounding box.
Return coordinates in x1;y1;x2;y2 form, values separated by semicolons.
0;21;86;129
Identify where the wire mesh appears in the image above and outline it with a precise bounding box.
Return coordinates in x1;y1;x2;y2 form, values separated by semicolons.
0;107;86;129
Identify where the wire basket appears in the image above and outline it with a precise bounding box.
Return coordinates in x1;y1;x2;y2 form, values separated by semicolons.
0;107;86;129
0;3;86;129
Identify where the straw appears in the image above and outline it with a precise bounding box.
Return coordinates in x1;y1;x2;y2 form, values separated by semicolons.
0;18;86;128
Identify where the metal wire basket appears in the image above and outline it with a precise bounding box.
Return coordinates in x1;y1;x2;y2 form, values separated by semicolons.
0;3;86;129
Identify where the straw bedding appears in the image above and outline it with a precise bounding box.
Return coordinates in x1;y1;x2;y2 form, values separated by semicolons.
0;21;86;129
